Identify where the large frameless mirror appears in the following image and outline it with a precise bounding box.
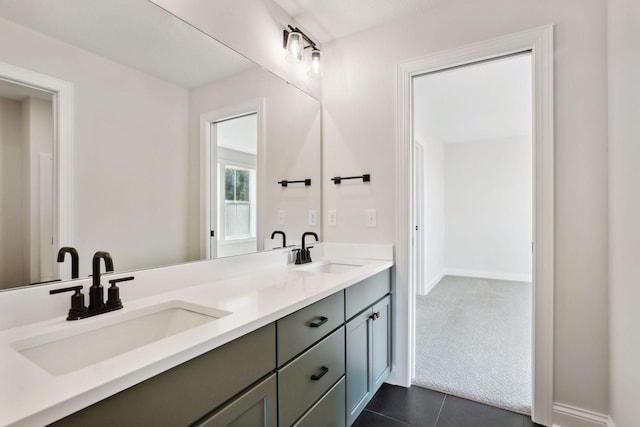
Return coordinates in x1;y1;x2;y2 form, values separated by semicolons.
0;0;321;290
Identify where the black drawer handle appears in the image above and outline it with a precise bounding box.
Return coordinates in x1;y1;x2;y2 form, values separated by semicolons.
369;312;380;321
310;366;329;381
309;316;328;328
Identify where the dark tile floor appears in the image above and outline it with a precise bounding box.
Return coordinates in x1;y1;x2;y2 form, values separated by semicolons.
353;384;544;427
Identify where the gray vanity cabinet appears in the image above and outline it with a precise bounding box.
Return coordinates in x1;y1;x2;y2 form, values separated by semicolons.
51;324;276;427
277;292;346;426
345;270;391;427
196;373;277;427
49;268;391;427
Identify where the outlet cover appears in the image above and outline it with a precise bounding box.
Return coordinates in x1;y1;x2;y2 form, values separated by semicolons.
277;210;285;226
308;210;317;226
328;210;337;227
366;209;377;228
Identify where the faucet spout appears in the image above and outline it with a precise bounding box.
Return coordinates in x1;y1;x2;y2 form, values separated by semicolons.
296;232;319;264
57;247;79;279
301;232;319;251
271;230;286;248
90;251;114;309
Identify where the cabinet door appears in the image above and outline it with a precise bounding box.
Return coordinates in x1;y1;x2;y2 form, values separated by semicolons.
346;308;372;426
197;373;277;427
294;376;346;427
371;295;391;393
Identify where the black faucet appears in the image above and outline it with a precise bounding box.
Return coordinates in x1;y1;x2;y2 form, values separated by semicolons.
49;251;133;321
90;251;114;310
271;230;287;248
57;247;79;279
295;232;319;264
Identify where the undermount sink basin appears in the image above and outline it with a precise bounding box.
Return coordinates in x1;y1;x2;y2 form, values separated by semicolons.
296;261;364;274
12;301;231;376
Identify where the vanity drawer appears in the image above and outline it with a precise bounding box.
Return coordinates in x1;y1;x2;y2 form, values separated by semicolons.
293;376;346;427
51;323;276;427
278;326;345;427
277;291;344;366
345;269;391;320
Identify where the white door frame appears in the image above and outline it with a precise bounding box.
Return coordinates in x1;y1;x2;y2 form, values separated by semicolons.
200;98;265;260
394;26;554;425
0;61;74;281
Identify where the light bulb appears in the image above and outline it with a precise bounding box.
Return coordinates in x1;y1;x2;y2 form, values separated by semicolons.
310;49;321;76
286;31;304;63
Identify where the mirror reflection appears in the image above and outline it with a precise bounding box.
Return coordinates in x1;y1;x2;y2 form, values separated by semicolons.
0;0;321;290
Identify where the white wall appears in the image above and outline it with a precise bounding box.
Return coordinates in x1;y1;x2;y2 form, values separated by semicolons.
0;17;191;278
23;97;53;284
444;137;532;281
150;0;321;99
608;0;640;426
189;67;321;259
0;97;25;288
322;0;609;415
419;136;446;293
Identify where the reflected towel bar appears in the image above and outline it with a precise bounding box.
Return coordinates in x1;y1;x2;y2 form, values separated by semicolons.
278;179;311;187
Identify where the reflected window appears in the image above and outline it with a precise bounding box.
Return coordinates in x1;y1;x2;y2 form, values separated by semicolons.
224;166;254;239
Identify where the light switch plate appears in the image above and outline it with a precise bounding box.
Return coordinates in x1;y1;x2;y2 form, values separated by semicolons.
277;210;285;226
308;210;317;226
328;210;337;227
366;209;377;228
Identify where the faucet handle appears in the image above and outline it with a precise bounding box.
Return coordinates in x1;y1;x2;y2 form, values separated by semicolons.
106;276;134;307
50;285;86;320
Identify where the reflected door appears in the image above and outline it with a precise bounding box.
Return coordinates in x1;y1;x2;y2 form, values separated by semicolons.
210;113;258;258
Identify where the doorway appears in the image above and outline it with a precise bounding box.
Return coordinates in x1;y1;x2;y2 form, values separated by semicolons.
395;26;554;426
209;113;259;258
200;100;265;261
0;78;56;288
411;53;533;414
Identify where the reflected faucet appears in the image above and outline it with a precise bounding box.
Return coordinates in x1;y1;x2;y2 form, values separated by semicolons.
90;251;114;310
271;230;286;248
57;247;79;279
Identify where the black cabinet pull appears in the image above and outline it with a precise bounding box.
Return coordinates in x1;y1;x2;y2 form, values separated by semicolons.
310;366;329;381
369;312;381;321
309;316;328;328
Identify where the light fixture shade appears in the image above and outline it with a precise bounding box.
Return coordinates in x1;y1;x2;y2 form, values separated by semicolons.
286;31;304;63
310;49;321;76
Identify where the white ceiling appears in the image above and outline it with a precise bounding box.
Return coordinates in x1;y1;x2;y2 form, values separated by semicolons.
0;0;256;88
217;114;258;156
413;54;532;144
273;0;436;43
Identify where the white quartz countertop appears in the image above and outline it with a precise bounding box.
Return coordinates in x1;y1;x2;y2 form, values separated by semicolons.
0;249;393;426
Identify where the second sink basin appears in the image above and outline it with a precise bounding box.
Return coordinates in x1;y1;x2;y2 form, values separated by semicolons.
296;261;364;274
13;301;231;376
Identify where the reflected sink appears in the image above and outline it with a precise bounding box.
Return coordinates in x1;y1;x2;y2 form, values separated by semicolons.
12;301;231;376
296;261;363;274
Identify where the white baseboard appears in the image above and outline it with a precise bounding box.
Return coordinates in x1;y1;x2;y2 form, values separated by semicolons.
444;268;532;283
552;403;609;427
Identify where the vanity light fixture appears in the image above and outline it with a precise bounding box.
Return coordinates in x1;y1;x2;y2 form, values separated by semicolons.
310;49;321;76
283;25;320;72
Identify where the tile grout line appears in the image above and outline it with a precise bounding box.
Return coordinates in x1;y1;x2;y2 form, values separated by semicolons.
362;409;416;427
433;394;447;427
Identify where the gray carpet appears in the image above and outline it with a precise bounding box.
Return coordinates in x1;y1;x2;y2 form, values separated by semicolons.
414;275;532;415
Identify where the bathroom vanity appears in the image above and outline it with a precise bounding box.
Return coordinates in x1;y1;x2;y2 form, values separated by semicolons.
0;244;393;426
